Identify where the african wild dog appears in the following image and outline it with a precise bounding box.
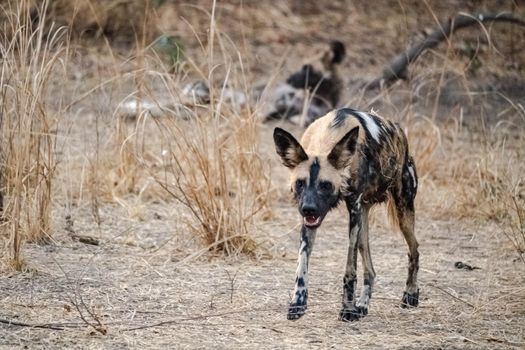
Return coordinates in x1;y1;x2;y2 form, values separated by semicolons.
273;108;419;321
265;40;346;126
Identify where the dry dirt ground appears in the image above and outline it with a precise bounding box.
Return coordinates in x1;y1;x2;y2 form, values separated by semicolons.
2;1;525;349
1;123;524;349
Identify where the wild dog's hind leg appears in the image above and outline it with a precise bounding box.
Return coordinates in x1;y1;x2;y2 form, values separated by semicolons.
395;157;419;307
355;205;376;316
288;226;317;320
399;209;419;307
339;196;363;321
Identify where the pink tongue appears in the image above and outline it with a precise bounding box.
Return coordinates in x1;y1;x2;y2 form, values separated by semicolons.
305;216;319;225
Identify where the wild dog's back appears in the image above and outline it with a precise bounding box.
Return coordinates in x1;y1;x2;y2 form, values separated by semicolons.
301;108;412;201
302;108;408;160
300;110;364;156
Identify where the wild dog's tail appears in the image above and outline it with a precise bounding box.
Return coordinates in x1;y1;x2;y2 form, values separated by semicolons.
386;191;400;231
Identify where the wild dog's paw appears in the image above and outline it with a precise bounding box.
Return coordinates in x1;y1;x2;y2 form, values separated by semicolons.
339;306;365;322
401;289;419;308
354;302;369;316
287;303;307;320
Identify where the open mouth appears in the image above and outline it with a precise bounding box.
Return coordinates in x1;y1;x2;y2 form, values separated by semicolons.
303;215;322;228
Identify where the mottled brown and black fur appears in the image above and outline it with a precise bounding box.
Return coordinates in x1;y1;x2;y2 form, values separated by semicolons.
273;108;419;321
266;41;345;125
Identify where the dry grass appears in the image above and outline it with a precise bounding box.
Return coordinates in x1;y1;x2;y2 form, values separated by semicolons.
359;16;525;262
153;107;272;256
0;0;158;43
0;0;65;270
55;2;276;257
452;126;525;257
0;1;524;348
0;0;522;264
128;7;272;256
408;112;525;261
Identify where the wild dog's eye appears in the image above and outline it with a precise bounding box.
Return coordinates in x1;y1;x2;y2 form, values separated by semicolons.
295;179;306;191
319;181;333;192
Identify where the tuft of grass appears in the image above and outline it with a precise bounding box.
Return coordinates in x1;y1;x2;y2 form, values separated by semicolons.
151;4;272;256
155;107;271;256
453;130;525;259
0;0;65;269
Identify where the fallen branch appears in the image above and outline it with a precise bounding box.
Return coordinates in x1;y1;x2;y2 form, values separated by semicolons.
70;234;100;246
0;318;65;331
0;318;124;330
367;12;525;90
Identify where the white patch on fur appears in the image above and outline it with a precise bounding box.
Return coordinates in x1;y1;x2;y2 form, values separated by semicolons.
408;164;417;189
356;194;362;208
356;111;381;142
292;249;308;303
356;285;370;309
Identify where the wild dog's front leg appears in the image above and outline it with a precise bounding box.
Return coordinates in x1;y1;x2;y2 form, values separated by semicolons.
356;205;375;316
339;199;361;321
288;226;317;320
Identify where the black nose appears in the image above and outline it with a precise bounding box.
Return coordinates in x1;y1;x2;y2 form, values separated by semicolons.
301;204;319;217
302;64;313;72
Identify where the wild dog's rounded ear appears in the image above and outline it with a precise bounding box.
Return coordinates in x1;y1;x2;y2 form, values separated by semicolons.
327;126;359;169
273;127;308;169
330;40;345;64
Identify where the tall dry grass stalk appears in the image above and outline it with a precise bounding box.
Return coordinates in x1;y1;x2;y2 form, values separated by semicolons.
82;1;274;256
154;106;271;256
403;94;524;262
453;129;525;260
156;4;273;256
0;0;65;269
106;84;272;255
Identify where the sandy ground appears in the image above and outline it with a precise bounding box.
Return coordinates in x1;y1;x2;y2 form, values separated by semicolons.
1;203;524;349
2;1;525;349
1;122;524;349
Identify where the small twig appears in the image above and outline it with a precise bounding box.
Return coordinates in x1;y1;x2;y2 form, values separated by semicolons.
225;269;238;303
77;290;107;335
54;257;107;335
0;318;65;331
431;284;475;307
70;234;100;246
454;261;481;270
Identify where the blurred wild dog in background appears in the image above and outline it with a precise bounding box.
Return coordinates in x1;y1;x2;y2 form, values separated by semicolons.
265;40;345;126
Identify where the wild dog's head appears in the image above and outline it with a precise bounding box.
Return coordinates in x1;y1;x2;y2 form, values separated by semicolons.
273;125;358;228
286;40;345;107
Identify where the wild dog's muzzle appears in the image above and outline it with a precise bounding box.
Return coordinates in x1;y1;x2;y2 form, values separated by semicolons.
303;215;322;228
300;203;323;229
